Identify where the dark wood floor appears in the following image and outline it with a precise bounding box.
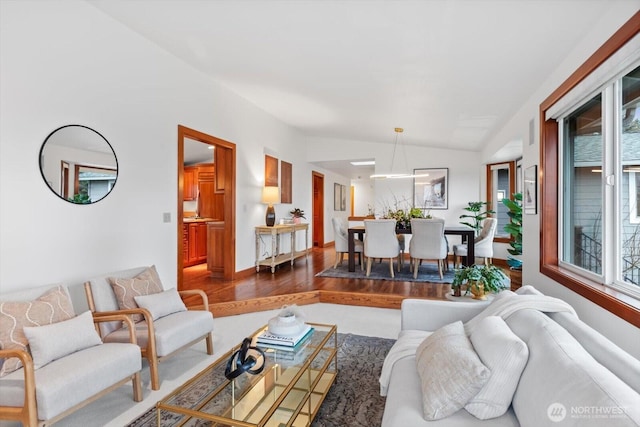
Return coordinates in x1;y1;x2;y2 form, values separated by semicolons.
182;246;454;317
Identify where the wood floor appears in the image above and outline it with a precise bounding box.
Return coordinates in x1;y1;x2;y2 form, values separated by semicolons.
182;246;453;317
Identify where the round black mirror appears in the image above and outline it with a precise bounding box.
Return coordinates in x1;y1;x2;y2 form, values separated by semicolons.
39;125;118;204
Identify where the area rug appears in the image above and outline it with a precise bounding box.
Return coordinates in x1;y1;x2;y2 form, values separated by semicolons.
317;260;454;283
127;333;395;427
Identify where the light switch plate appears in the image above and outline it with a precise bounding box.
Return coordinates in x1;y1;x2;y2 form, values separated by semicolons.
163;212;171;223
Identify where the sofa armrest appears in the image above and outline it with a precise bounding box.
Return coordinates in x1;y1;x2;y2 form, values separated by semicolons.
91;308;155;354
401;299;487;331
178;289;210;311
0;349;38;426
92;313;138;345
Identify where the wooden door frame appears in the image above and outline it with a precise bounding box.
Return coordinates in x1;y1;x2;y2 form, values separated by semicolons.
312;171;324;247
177;125;236;287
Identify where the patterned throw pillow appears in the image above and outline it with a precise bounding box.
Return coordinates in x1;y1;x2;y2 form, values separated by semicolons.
108;265;163;322
0;286;75;376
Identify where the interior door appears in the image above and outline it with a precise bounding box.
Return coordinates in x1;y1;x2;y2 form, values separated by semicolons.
312;171;324;247
178;125;236;287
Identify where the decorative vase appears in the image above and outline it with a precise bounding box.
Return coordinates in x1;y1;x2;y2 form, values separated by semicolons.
293;217;301;224
452;286;462;297
469;281;487;300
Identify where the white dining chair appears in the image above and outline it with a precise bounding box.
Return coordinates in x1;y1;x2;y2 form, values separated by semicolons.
408;218;448;279
364;219;401;278
453;218;497;267
332;217;363;270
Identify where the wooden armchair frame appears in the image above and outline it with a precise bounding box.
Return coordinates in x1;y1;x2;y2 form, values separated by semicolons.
84;286;214;391
0;314;142;427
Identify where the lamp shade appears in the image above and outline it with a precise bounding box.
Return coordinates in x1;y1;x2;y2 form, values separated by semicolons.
262;186;280;205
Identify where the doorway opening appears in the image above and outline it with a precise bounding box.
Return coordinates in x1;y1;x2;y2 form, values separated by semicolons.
177;125;236;288
312;171;324;247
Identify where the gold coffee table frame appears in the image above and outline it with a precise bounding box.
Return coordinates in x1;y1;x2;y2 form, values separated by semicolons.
156;323;338;427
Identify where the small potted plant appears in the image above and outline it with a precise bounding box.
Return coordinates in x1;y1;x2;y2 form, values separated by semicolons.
452;264;508;299
290;208;306;224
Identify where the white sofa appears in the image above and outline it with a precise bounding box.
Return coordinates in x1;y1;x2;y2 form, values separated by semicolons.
381;286;640;427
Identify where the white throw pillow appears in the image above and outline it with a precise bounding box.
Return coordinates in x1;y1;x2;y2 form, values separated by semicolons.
134;288;187;320
466;316;529;419
23;310;102;369
415;321;490;420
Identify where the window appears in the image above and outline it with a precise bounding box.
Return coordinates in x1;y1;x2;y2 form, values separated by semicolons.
486;161;516;241
540;14;640;326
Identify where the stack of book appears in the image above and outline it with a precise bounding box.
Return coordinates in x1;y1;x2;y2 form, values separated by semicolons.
256;324;314;352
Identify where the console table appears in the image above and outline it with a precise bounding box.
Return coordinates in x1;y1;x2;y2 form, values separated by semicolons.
255;223;309;273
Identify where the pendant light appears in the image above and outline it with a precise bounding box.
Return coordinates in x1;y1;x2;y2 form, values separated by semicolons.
370;128;429;179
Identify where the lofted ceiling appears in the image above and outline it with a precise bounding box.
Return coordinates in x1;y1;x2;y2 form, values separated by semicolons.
89;0;630;177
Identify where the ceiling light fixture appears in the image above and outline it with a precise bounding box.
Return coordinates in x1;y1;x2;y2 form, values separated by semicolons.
370;128;430;179
350;160;376;166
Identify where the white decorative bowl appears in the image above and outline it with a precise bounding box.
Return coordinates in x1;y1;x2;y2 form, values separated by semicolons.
268;314;305;337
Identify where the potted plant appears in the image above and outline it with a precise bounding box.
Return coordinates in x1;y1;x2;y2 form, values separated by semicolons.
452;264;508;300
290;208;305;224
459;201;495;236
502;192;523;269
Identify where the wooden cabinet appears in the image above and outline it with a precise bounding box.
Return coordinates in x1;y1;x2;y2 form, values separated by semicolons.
184;222;207;267
182;224;189;264
207;221;225;278
197;165;222;220
183;167;197;201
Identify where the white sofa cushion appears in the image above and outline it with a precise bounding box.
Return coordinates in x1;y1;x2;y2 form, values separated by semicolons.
108;265;163;322
23;310;102;369
508;310;640;426
0;285;75;376
415;321;490;420
103;309;214;357
134;288;186;320
466;316;529;419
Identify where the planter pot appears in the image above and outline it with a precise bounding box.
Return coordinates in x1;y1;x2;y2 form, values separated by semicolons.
469;281;487;300
509;268;522;291
293;217;302;224
452;286;462;297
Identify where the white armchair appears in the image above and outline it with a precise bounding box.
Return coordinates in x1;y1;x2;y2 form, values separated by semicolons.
84;265;214;391
332;217;363;270
453;218;497;267
0;284;142;427
408;218;448;279
364;219;401;277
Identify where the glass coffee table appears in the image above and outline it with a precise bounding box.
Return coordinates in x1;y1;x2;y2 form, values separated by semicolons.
156;323;337;427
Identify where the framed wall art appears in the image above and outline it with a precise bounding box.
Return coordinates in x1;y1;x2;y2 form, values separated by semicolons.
334;183;342;211
524;165;537;214
265;155;278;187
280;160;292;204
413;168;448;210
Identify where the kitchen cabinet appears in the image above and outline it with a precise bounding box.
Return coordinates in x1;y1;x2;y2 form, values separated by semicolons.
207;221;225;278
184;221;208;267
183;167;197;201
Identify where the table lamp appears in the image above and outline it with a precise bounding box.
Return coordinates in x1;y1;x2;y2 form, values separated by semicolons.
262;186;280;227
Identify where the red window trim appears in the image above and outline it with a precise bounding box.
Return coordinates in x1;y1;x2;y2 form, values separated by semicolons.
539;11;640;327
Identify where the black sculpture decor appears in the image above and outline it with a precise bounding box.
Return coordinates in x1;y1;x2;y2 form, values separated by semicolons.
224;338;265;380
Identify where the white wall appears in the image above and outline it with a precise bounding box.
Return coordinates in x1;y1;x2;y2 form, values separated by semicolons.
306;137;483;225
0;0;311;295
481;4;640;358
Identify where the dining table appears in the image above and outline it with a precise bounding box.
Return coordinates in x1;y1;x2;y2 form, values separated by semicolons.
347;225;476;272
